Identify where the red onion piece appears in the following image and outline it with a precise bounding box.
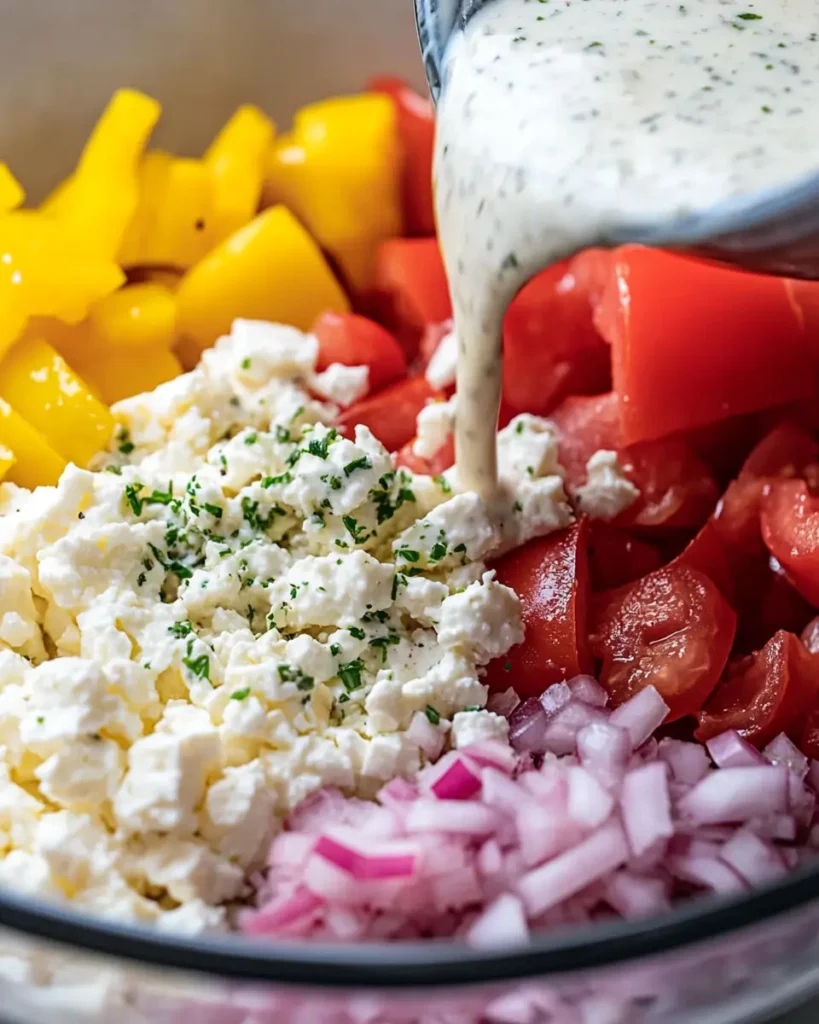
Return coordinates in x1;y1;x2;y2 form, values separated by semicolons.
461;741;518;774
243;885;323;936
603;871;670;918
705;730;765;769
678;766;789;824
566;766;615;830
577;722;631;789
314;834;417;880
430;756;482;801
508;697;549;753
405;799;499;835
668;855;747;894
657;738;710;785
764;733;809;778
487;686;520;718
621;762;674;856
543;700;609;756
608;687;669;749
466;892;529;948
539;681;573;717
567;674;609;708
719;828;788;885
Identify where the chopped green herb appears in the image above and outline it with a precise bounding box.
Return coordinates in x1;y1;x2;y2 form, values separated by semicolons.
240;357;252;370
453;543;467;554
203;502;223;519
424;705;441;725
182;652;210;680
503;661;512;672
124;483;144;516
117;429;135;455
275;425;292;443
277;664;314;691
429;538;448;562
330;643;342;656
344;456;372;477
396;548;420;563
231;687;251;701
391;572;408;600
168;621;193;638
501;252;519;271
262;471;292;488
306;430;338;460
463;705;482;713
737;11;762;19
432;475;451;494
338;659;364;692
348;626;366;640
342;515;368;543
244;432;258;446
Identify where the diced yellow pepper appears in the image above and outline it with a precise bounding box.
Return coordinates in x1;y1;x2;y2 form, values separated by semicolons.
0;445;15;481
204;105;275;248
175;205;349;357
264;94;402;293
261;132;303;209
72;345;183;405
0;165;24;213
0;211;124;360
0;337;114;468
42;89;161;261
119;153;213;269
89;284;177;352
0;398;66;489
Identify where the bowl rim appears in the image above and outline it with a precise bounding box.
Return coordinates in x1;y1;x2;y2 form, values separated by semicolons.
1;862;819;988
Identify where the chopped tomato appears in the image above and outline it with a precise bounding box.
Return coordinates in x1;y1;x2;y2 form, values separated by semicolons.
376;238;452;338
570;247;615;310
671;519;736;603
337;377;439;453
420;319;453;367
501;259;610;417
696;631;819;748
597;247;816;446
588;521;662;591
369;77;436;237
395;435;454;476
313;311;407;393
485;521;592;698
735;561;815;654
761;478;819;607
799;704;819;759
551;392;718;531
590;564;736;721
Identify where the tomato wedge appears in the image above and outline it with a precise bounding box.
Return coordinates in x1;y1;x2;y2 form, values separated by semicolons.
485;521;592;698
501;259;610;418
337;377;439;453
597;246;815;446
369;77;436;237
313;311;407;393
551;392;718;531
761;478;819;607
588;521;662;591
376;238;452;335
696;631;819;748
394;435;454;476
590;564;736;721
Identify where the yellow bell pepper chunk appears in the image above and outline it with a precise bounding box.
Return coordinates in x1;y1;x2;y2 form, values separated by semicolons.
0;211;124;361
176;205;349;357
265;94;402;293
204;105;275;248
42;89;161;261
261;132;303;209
89;283;177;352
0;337;114;468
119;153;213;269
0;165;24;213
0;399;66;489
0;445;16;481
72;345;183;405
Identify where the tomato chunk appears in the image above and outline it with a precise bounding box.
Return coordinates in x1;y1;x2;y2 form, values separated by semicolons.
313;311;407;394
376;238;452;335
369;77;435;237
501;259;610;418
394;435;454;476
590;564;736;721
696;631;819;748
761;478;819;607
485;522;592;698
337;377;439;453
597;247;815;446
551;392;718;531
588;522;662;591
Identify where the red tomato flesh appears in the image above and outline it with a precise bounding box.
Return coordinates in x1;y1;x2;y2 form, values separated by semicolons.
313;312;407;394
590;564;736;722
761;478;819;607
597;247;815;446
369;77;436;238
485;521;593;698
376;238;452;334
394;435;454;476
696;631;819;748
337;377;439;454
588;521;663;591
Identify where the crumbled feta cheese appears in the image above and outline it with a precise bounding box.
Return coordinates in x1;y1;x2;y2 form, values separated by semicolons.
425;327;458;390
413;396;456;460
437;572;523;663
451;709;510;748
309;363;369;407
574;449;640;521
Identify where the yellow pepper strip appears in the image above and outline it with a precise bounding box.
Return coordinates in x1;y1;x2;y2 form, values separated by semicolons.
204;105;275;248
88;283;177;352
0;164;24;213
261;132;303;209
119;153;214;270
0;337;114;468
0;398;65;489
42;89;161;261
72;345;183;405
0;211;124;361
0;445;16;482
176;205;349;357
265;94;402;293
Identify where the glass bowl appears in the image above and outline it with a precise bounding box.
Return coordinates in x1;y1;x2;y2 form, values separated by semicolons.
2;2;819;1022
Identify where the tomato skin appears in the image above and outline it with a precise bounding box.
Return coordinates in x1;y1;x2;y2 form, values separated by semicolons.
485;521;593;698
337;377;439;453
588;521;662;591
598;247;815;446
590;564;736;722
501;259;610;417
312;312;407;393
394;435;454;476
376;238;452;335
551;392;718;531
696;631;819;748
799;704;819;759
671;519;736;603
368;77;435;237
761;479;819;607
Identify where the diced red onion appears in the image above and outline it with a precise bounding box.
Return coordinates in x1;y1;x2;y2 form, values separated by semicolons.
764;733;809;778
577;722;631;789
508;698;549;753
267;831;314;868
314;834;417;880
543;700;609;756
705;730;765;769
621;762;673;856
808;760;819;793
461;741;517;774
719;828;787;885
657;738;710;785
746;814;797;842
603;871;670;918
406;710;446;759
243;886;323;936
566;766;615;830
567;675;609;708
430;756;482;801
377;776;418;809
668;855;747;894
487;687;520;718
609;687;669;749
678;766;788;824
466;893;529;948
405;799;499;836
518;819;630;917
539;681;573;717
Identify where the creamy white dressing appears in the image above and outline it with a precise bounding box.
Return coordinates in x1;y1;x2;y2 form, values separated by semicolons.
435;0;819;496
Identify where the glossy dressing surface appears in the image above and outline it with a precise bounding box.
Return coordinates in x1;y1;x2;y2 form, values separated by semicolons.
434;0;819;496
